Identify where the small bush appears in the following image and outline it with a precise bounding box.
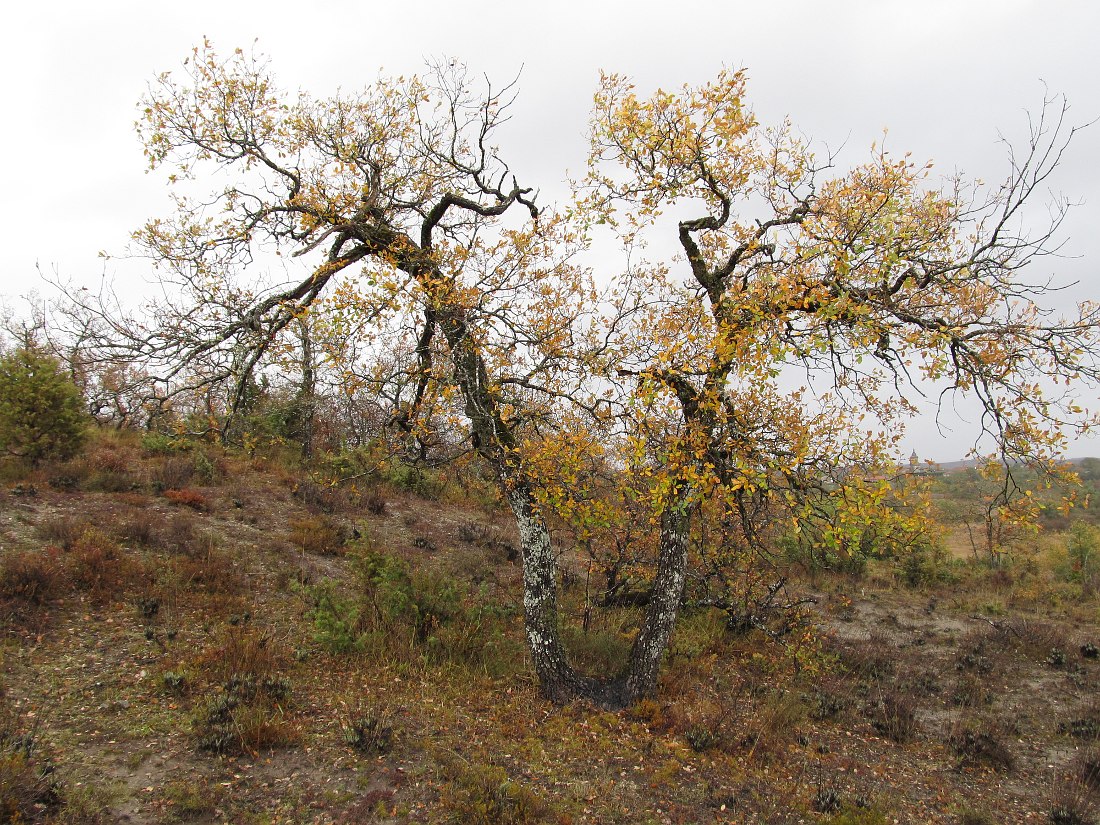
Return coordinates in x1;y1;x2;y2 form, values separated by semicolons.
685;723;722;753
810;689;852;722
141;432;191;456
1061;703;1100;740
0;692;61;821
364;488;387;516
193;677;296;755
0;347;87;465
164;488;210;512
438;759;549;825
288;515;346;556
173;541;242;594
308;582;365;654
80;442;142;492
838;634;896;682
753;690;809;747
955;633;997;676
292;479;346;514
152;456;195;492
869;692;919;743
952;673;994;708
341;706;394;755
385;464;445;500
113;511;160;548
0;549;64;607
192;449;223;484
813;785;843;814
67;527;148;602
162;671;190;696
456;520;491;545
195;625;286;686
192;627;295;754
158;513;200;555
38;515;88;550
948;723;1014;771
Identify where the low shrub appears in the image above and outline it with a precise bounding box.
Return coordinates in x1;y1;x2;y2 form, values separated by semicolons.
837;633;897;682
292;479;346;514
288;515;346;556
192;626;296;754
195;625;285;686
456;520;491;545
141;432;191;456
192;449;224;484
1060;703;1100;741
364;487;387;516
308;553;520;673
113;510;160;548
810;688;852;722
948;722;1015;771
172;540;243;595
385;463;445;500
308;583;365;654
0;692;61;821
753;689;809;748
67;527;149;602
193;676;296;755
81;443;142;492
341;706;394;755
952;673;995;708
813;785;843;814
437;758;549;825
37;515;88;550
869;692;919;743
164;488;210;512
151;456;195;492
0;549;64;607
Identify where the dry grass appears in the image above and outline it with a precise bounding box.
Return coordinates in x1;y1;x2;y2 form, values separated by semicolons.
4;429;1100;823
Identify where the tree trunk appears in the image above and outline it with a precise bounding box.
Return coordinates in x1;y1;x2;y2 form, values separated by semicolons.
295;317;317;459
621;498;692;702
507;482;610;704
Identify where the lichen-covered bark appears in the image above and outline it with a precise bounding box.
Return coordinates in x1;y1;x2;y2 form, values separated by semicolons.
508;483;610;704
622;499;691;701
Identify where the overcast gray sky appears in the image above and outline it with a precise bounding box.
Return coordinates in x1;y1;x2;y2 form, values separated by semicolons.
2;0;1097;460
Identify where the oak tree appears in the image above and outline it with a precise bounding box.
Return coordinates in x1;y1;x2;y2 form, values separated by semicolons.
578;71;1099;688
67;46;1099;708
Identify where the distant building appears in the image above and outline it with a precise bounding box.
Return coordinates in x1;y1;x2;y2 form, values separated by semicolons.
903;450;942;476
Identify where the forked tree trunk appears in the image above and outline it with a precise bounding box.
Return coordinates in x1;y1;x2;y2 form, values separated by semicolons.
508;479;692;709
435;296;692;709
